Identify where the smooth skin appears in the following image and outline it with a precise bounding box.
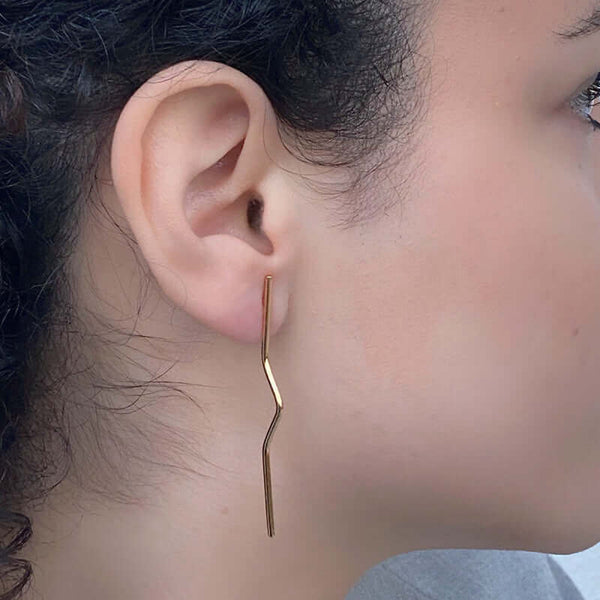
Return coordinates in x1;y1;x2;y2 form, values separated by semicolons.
20;1;600;599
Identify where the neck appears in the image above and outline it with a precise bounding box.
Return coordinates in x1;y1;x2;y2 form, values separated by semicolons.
17;341;425;599
20;471;420;600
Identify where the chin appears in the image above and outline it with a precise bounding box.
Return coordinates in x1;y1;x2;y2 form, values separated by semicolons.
521;524;600;556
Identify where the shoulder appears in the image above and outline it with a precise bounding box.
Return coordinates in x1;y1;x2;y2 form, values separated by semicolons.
345;550;585;600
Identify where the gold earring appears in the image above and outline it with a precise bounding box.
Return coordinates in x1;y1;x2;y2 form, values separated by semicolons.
261;274;283;537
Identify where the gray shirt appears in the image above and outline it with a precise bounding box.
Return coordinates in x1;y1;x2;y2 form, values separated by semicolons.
345;550;584;600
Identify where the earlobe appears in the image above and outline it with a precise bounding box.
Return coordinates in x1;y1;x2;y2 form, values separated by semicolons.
109;60;296;344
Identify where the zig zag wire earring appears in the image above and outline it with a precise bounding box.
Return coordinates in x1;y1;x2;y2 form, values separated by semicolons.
261;274;283;537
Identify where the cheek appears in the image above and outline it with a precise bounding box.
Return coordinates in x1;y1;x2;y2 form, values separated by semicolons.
347;129;600;544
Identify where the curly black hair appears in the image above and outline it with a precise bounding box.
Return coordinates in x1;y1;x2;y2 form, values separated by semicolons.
0;1;431;597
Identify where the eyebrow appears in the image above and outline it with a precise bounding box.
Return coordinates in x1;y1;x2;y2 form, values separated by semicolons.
555;2;600;40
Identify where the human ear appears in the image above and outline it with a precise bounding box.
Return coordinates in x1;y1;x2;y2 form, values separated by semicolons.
110;60;299;344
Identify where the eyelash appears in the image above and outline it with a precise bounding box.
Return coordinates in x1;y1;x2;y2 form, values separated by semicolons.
571;72;600;132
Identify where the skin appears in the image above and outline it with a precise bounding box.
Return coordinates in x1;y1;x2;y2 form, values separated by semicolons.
19;1;600;599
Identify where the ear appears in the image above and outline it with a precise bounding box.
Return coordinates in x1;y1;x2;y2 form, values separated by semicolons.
110;61;300;344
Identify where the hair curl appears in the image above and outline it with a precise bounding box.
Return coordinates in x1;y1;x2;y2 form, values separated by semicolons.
0;1;430;597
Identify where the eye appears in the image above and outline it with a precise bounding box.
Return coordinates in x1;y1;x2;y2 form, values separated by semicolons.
570;72;600;131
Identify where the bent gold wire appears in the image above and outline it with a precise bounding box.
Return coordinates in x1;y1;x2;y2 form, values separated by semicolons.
261;274;283;537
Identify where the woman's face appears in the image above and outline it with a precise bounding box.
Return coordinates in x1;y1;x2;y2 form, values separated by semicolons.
22;2;600;597
75;0;600;574
286;0;600;553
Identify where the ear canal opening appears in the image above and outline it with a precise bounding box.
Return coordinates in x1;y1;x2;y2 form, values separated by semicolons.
247;196;264;232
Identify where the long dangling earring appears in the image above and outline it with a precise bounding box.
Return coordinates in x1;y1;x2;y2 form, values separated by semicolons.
261;274;283;537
